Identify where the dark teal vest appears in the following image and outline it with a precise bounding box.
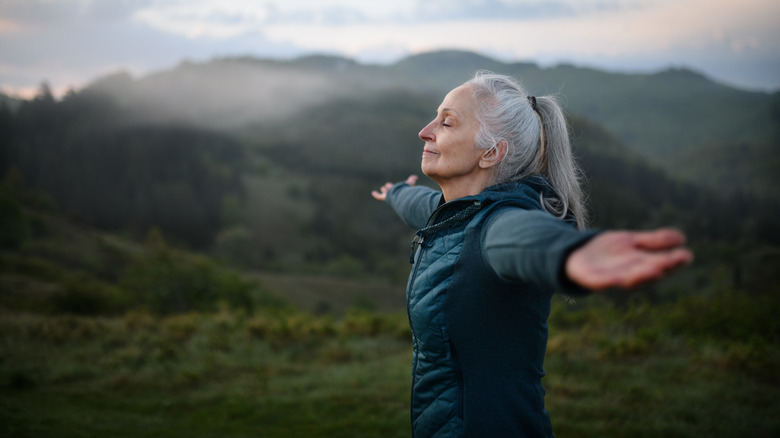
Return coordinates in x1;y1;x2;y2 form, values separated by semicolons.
407;181;556;438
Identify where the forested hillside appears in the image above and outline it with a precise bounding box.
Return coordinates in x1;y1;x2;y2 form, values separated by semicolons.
388;51;779;169
1;88;245;248
1;49;778;280
2;51;779;277
40;50;780;200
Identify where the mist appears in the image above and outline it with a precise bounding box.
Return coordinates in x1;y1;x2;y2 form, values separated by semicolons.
81;57;367;129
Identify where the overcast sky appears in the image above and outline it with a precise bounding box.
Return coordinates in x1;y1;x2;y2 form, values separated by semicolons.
1;0;778;98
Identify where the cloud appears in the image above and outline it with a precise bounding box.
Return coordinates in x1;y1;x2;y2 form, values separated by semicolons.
116;0;650;39
118;0;658;40
261;0;780;90
409;0;646;22
132;1;272;39
86;0;154;22
0;0;150;28
0;0;778;96
0;0;303;96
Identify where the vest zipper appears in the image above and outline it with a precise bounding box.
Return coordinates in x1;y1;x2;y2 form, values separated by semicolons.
406;198;482;436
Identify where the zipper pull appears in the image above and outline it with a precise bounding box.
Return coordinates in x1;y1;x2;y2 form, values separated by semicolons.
409;234;424;264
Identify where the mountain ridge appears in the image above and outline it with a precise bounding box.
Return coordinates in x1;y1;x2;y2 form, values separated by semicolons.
3;49;777;203
59;49;777;199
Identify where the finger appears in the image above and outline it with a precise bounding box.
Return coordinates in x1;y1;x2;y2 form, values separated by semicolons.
632;228;687;251
618;249;694;288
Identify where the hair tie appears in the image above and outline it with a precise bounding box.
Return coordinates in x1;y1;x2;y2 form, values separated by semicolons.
527;95;538;113
527;95;547;171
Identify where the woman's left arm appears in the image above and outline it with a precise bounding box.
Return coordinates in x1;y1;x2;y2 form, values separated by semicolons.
484;209;599;294
564;228;693;291
484;209;692;293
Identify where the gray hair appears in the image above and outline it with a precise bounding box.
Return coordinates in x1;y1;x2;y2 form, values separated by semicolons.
466;71;588;229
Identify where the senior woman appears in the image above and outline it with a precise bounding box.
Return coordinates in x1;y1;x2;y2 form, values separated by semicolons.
371;72;692;438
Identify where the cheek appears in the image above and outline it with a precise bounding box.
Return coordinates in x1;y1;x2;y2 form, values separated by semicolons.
451;138;480;161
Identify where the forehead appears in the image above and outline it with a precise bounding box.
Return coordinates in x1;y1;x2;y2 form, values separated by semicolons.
439;84;476;115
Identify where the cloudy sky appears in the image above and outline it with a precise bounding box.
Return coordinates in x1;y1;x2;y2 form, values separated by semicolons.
1;0;778;98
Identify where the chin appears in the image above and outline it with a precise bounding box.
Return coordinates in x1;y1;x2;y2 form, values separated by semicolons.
421;170;443;186
420;164;435;180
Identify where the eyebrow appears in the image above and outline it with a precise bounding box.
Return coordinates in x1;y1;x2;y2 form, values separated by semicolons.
439;107;459;116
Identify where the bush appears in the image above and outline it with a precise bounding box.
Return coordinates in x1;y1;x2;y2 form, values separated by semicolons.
322;254;365;278
120;232;257;315
51;274;131;316
0;254;132;315
0;190;29;249
661;288;779;343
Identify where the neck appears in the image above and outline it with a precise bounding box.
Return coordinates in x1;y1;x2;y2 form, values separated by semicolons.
436;173;494;202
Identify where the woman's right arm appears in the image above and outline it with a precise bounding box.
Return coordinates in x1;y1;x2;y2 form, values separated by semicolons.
371;175;418;201
372;175;441;230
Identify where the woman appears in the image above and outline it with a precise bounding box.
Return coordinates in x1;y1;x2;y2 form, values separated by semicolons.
371;72;692;437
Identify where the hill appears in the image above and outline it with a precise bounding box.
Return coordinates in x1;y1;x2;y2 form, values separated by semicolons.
66;50;779;200
387;51;779;191
1;50;778;289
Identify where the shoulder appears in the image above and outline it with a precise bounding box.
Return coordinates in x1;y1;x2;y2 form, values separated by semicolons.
386;183;443;230
475;197;548;227
388;183;440;201
479;205;557;234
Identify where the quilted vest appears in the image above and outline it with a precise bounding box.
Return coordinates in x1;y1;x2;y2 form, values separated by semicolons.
406;181;556;438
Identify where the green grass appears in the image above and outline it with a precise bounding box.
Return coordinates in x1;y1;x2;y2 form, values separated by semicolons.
0;293;777;437
545;347;775;437
0;310;413;437
252;271;406;315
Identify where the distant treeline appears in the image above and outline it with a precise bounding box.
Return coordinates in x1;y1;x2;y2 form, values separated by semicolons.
1;82;779;280
1;86;244;248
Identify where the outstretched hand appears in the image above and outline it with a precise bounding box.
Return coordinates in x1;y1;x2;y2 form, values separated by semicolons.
371;175;418;202
565;228;693;291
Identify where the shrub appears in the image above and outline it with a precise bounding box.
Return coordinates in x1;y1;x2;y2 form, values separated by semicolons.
322;254;365;278
51;273;131;316
661;287;779;343
340;309;386;337
0;190;29;249
120;232;257;315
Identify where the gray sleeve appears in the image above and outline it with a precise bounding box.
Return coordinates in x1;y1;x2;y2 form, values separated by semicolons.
484;208;600;295
385;183;442;230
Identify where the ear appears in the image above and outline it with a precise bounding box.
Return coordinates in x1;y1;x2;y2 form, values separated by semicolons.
479;140;507;169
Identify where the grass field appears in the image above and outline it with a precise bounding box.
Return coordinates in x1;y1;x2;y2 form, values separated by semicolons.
1;290;777;438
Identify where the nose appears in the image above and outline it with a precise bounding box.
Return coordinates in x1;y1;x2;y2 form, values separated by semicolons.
419;120;435;142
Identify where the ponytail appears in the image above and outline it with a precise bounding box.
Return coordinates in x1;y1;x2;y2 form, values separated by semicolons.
467;71;588;229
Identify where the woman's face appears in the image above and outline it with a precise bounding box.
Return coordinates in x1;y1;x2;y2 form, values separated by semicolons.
418;84;484;185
